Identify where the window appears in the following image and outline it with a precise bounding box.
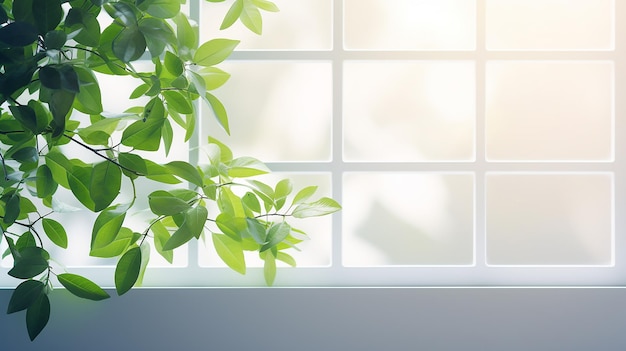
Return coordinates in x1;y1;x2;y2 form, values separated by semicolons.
1;0;621;287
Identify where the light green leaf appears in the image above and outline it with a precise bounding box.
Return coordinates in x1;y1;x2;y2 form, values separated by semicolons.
212;233;245;274
36;165;57;199
26;294;50;341
151;220;173;263
276;252;296;267
227;157;269;178
198;67;230;90
262;250;276;285
292;197;341;218
220;0;243;30
215;213;247;241
136;0;180;19
115;247;142;295
252;0;279;12
242;192;261;214
163;90;193;114
164;50;184;76
205;93;229;134
90;204;129;255
73;66;103;115
292;185;318;206
173;13;197;61
7;280;44;314
67;163;96;211
118;152;147;178
240;1;263;35
121;118;164;151
162;205;207;250
90;227;134;258
274;179;293;211
162;119;173;156
193;39;240;67
57;273;110;301
42;218;68;249
144;160;181;184
245;218;266;244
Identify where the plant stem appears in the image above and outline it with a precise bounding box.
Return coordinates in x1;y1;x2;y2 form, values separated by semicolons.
63;134;144;177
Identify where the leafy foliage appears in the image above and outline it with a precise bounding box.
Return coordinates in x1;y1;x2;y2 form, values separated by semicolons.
0;0;340;341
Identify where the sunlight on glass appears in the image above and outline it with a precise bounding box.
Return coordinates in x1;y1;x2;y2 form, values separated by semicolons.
200;0;332;50
486;173;613;266
343;61;475;162
486;0;614;50
202;61;332;162
342;173;474;266
344;0;475;50
198;173;332;268
486;61;613;161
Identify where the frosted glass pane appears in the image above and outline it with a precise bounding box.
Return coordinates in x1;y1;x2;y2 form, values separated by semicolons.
486;174;613;266
200;0;332;50
486;62;613;161
486;0;614;50
343;61;475;162
198;173;332;268
343;173;474;266
344;0;476;50
201;62;332;162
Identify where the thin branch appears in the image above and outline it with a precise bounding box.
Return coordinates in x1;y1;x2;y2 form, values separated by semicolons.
63;134;144;177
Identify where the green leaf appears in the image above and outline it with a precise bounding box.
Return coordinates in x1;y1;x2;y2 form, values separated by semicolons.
220;0;243;30
90;161;122;211
49;90;75;138
67;163;96;211
151;220;173;263
136;0;180;18
292;197;341;218
274;179;293;211
198;67;231;90
8;247;49;279
261;222;290;252
193;39;240;67
242;192;261;214
0;21;38;46
68;9;101;47
228;157;270;178
104;2;137;27
4;193;20;225
74;66;103;115
144;160;181;184
164;161;203;187
57;273;110;301
276;251;296;267
163;90;193;114
121;118;164;151
148;190;191;215
164;50;184;76
215;213;247;241
33;0;63;34
212;233;245;274
205;93;230;134
292;185;318;206
219;187;246;218
252;0;279;12
241;1;263;35
26;294;50;341
118;152;147;178
245;218;266;244
42;218;68;249
262;250;277;285
162;205;207;251
173;12;197;61
90;227;134;258
90;204;129;254
115;247;142;295
16;232;36;251
113;27;146;63
7;280;45;314
36;165;57;198
9;105;39;134
139;17;175;57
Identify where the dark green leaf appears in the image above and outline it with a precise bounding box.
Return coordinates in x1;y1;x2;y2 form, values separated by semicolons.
16;232;36;251
8;247;49;279
7;280;44;314
118;152;147;178
44;30;67;50
70;10;101;47
212;233;245;274
164;51;184;76
193;39;239;67
57;273;110;301
36;165;57;198
33;0;63;34
0;22;38;46
4;192;20;225
42;218;68;249
162;205;207;251
26;294;50;341
91;227;134;258
49;90;76;138
115;246;141;295
136;0;180;19
104;2;138;27
138;17;175;57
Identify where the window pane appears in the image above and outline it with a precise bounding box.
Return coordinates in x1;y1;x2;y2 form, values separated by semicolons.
198;173;333;268
486;61;613;161
342;173;474;266
344;0;476;50
343;61;475;162
200;0;333;50
486;0;614;50
202;61;332;162
486;173;613;266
